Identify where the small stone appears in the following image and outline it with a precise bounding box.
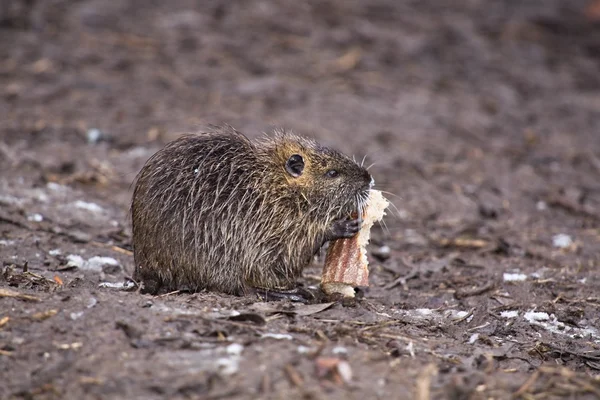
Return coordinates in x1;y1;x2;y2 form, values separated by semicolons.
552;234;573;248
503;273;527;282
371;245;390;261
86;128;104;144
226;343;244;356
27;213;44;222
74;200;104;213
70;311;84;320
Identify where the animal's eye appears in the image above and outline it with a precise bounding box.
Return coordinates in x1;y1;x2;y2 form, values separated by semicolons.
325;169;339;178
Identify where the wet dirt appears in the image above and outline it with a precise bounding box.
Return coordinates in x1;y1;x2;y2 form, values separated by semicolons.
1;1;600;399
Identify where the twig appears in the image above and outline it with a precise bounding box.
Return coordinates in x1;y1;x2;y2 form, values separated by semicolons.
284;364;304;387
513;370;540;397
415;364;438;400
455;282;496;299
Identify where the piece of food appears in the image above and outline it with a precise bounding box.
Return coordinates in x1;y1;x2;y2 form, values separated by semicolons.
321;190;389;297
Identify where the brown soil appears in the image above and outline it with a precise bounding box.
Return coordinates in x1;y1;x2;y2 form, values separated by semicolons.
2;1;600;399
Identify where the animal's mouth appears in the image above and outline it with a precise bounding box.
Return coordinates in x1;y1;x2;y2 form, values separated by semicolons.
339;188;371;220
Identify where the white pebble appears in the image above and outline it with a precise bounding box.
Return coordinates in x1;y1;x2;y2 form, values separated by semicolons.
66;255;86;269
332;346;348;355
67;255;119;273
27;213;44;222
336;361;353;383
86;298;98;308
503;273;527;282
468;333;479;344
261;333;293;340
86;256;119;271
524;311;549;323
552;234;573;248
70;311;84;320
500;310;519;319
216;357;239;375
406;341;415;358
415;308;433;316
74;200;104;213
46;182;66;192
99;281;135;290
297;345;311;354
226;343;244;356
87;128;104;144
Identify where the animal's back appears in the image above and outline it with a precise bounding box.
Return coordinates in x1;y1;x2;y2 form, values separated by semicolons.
131;129;267;294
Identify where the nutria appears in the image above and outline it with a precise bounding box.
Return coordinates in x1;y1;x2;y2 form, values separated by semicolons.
131;125;373;301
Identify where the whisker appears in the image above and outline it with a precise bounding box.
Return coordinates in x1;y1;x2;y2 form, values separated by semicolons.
360;154;368;168
385;201;403;220
366;162;376;171
377;218;391;237
379;190;403;201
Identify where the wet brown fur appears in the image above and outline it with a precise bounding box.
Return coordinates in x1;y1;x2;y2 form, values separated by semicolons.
131;125;372;295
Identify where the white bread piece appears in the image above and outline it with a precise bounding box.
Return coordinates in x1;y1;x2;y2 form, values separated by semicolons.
321;190;389;297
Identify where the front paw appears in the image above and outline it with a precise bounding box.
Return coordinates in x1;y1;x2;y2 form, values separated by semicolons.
328;217;362;240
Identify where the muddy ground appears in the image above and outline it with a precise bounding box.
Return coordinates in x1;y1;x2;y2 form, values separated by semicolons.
1;0;600;399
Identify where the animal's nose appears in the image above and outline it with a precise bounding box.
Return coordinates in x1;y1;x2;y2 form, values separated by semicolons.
369;176;375;187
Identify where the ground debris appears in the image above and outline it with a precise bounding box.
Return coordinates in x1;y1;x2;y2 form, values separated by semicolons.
31;309;58;321
249;301;335;316
2;265;60;291
0;287;41;302
315;357;352;385
284;363;304;387
514;366;600;398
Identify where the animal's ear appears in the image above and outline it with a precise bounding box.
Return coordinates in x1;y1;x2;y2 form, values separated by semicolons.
285;154;304;177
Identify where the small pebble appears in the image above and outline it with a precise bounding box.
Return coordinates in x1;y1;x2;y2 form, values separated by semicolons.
86;128;104;144
99;281;135;290
552;234;573;248
468;333;479;344
27;213;44;222
74;200;104;214
297;345;311;354
86;298;98;308
503;273;527;282
261;333;293;340
371;245;390;261
500;310;519;318
70;311;84;320
524;311;549;322
226;343;244;356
